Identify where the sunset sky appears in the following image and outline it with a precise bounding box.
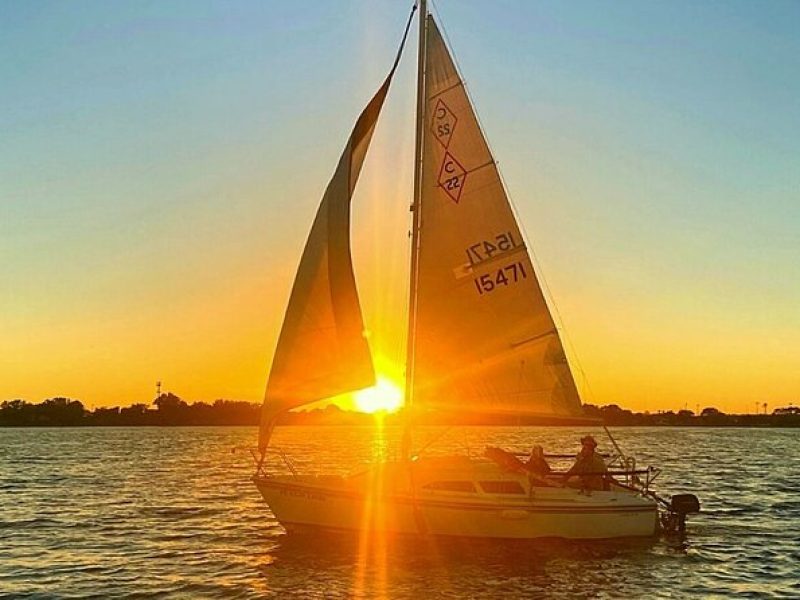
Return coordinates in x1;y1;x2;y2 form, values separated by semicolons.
2;0;798;414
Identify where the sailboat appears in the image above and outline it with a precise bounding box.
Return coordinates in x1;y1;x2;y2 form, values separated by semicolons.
252;2;699;540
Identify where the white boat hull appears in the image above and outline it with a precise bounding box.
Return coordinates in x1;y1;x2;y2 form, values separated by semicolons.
253;458;658;540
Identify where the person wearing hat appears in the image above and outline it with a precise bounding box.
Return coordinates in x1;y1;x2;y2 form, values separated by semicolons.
562;435;608;493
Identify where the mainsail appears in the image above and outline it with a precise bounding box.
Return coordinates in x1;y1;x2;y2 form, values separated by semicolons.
258;15;414;452
409;16;584;419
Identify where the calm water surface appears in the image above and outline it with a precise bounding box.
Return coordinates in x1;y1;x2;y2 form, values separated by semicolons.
1;426;798;598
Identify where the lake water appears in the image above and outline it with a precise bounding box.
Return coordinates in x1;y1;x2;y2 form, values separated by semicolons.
1;426;798;598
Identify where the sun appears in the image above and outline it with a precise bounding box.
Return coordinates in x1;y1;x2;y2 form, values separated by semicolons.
354;377;403;414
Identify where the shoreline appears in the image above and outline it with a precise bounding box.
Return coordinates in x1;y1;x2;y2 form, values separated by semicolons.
3;396;798;428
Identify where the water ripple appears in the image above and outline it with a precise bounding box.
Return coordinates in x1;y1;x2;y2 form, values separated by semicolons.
0;426;798;598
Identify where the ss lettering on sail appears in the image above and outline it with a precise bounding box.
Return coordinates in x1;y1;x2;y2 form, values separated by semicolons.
431;98;457;148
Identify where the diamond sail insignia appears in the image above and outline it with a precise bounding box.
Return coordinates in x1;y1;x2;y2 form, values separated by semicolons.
409;16;584;419
258;15;415;453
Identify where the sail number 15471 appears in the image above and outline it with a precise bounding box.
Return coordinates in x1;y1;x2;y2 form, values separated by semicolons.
466;231;519;265
474;262;527;295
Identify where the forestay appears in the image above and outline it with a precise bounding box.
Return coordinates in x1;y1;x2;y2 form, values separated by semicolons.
410;16;584;419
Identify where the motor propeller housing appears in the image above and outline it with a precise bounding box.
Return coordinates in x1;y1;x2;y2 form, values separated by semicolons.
671;494;701;515
662;493;701;534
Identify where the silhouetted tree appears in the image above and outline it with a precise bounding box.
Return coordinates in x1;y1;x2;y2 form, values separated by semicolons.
91;406;121;426
581;404;602;420
39;398;85;426
600;404;636;425
120;403;151;426
152;393;189;425
153;392;186;411
0;399;31;426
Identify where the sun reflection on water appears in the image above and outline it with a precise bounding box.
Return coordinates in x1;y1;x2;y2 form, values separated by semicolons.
353;412;390;598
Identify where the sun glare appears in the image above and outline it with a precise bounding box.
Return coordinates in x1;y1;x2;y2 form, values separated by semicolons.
354;378;403;414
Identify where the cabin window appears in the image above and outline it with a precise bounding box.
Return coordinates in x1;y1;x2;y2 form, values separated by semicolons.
479;480;526;494
422;481;476;493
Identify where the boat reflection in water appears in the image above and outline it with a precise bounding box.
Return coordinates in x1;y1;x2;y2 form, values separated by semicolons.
260;513;663;599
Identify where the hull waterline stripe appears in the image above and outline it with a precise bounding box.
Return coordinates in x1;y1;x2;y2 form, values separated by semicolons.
254;478;656;514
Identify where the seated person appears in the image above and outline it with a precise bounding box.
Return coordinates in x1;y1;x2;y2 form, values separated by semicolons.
525;444;554;488
563;435;608;492
526;445;551;476
484;446;553;486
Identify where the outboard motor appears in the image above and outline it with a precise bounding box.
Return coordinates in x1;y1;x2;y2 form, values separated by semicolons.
667;493;701;533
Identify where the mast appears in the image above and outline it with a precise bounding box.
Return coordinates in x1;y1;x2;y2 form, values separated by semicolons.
402;0;427;460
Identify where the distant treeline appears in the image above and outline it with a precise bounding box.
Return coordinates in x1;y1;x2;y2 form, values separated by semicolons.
1;394;798;427
581;403;800;427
